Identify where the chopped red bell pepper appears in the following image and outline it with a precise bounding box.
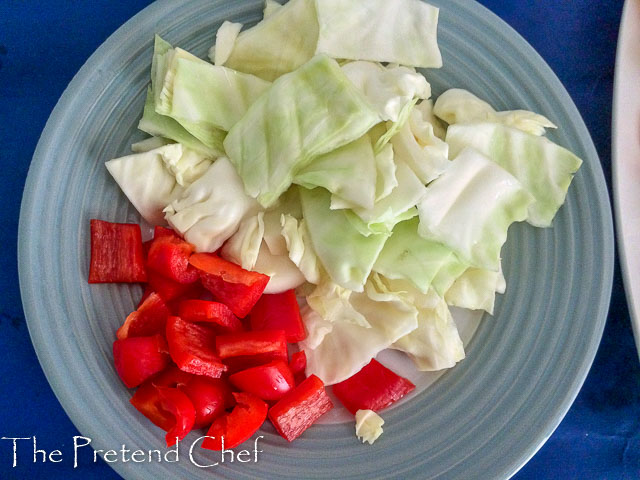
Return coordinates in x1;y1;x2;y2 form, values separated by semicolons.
201;392;268;451
288;350;307;385
180;376;235;429
130;382;175;432
117;292;170;340
147;235;199;284
130;366;195;431
154;226;179;239
113;334;170;388
137;285;154;308
229;360;295;402
216;330;288;371
147;269;202;302
189;253;270;318
331;359;416;414
268;374;333;442
178;299;243;333
156;386;196;446
166;316;227;378
249;290;306;343
88;219;147;283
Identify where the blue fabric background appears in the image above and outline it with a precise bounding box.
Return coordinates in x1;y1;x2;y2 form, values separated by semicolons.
1;1;637;478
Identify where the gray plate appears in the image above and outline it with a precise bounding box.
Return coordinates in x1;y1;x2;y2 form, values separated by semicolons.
18;0;613;478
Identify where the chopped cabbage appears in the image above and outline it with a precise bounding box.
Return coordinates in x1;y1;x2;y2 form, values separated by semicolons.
224;0;319;81
417;148;533;271
373;218;468;296
300;187;389;291
220;212;265;270
163;57;270;133
209;21;243;66
444;266;506;315
253;242;306;294
295;135;377;210
302;276;418;385
164;157;260;252
131;136;172;153
105;144;185;225
281;214;322;284
355;410;384;445
433;88;557;136
390;104;450;184
314;0;442;68
341;61;431;122
224;55;381;208
446;123;582;227
263;0;282;17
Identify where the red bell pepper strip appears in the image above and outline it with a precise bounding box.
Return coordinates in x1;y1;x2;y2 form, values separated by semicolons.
249;290;306;343
201;392;268;451
331;359;416;414
189;253;270;318
147;269;202;302
117;292;170;340
229;360;295;402
268;375;333;442
166;316;227;378
288;350;307;385
180;376;235;429
113;334;170;388
216;330;288;372
156;386;196;447
147;235;199;284
88;219;147;283
178;299;243;333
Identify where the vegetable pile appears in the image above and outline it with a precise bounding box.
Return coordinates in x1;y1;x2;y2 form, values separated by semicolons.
91;0;583;448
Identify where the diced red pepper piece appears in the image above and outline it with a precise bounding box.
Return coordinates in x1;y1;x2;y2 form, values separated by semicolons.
178;299;243;333
288;350;307;385
147;269;201;302
89;219;147;283
130;366;195;431
154;226;179;239
216;330;288;372
166;316;227;378
180;376;235;429
156;386;196;446
137;285;154;308
117;292;170;340
249;290;306;343
331;359;416;414
130;382;175;432
268;375;333;442
189;253;270;318
151;365;195;388
147;235;199;284
229;361;295;402
201;392;268;451
113;334;170;388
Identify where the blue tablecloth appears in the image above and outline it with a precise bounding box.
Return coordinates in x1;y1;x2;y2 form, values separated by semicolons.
1;1;638;478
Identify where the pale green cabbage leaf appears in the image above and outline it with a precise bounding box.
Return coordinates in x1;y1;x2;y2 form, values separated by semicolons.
417;148;533;271
446;123;582;227
224;54;381;208
314;0;442;68
164;157;260;252
433;88;557;136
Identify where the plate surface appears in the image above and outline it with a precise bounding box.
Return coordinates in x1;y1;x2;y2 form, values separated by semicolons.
18;0;613;478
613;0;640;360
